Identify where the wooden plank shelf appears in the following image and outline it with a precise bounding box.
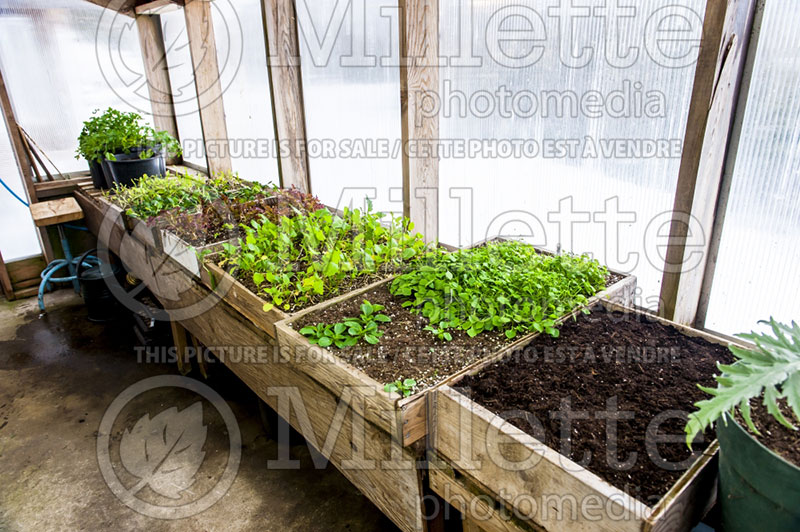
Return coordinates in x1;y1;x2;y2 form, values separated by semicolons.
428;300;742;532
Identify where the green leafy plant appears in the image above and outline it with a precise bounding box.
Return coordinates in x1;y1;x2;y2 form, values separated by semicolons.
146;184;323;247
76;107;181;163
685;318;800;448
423;325;452;342
220;205;431;312
107;172;263;220
299;300;391;348
390;240;607;341
76;108;142;163
106;172;209;219
384;378;417;398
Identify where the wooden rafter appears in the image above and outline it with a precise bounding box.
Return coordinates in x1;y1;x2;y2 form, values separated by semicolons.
261;0;311;192
79;1;184;17
184;0;232;175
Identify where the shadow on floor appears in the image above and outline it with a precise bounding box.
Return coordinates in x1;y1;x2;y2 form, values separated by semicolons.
0;290;401;531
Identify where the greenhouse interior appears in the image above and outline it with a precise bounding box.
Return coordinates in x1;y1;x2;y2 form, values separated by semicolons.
0;0;797;531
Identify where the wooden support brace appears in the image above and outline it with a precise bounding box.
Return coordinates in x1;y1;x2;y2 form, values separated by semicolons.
399;0;439;243
189;332;208;379
82;0;136;17
261;0;311;192
170;320;192;375
184;0;232;175
659;0;757;325
0;249;14;301
135;0;184;16
136;12;181;165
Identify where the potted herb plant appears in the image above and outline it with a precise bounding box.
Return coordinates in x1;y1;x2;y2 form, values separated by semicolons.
76;108;140;189
76;108;181;189
685;318;800;531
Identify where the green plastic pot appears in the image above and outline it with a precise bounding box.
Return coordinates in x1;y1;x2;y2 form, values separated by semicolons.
717;413;800;531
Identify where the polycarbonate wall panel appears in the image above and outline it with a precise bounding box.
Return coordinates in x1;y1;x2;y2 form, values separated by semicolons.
439;1;704;306
212;0;279;185
297;0;402;213
0;0;149;173
161;9;206;169
0;116;39;260
705;0;800;334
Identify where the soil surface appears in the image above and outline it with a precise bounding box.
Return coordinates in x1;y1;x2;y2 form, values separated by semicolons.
292;272;626;392
736;404;800;468
293;282;514;391
458;306;735;505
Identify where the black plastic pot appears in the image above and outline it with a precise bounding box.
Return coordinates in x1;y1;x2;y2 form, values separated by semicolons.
87;159;108;189
105;148;166;188
76;249;122;322
717;414;800;531
99;157;114;189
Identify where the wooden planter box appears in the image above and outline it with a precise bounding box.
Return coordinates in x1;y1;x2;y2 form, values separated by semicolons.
75;187;429;532
428;300;740;532
154;194;282;278
274;261;636;447
156;230;236;278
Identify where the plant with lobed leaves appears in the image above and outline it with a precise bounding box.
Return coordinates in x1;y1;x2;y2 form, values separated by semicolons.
685;318;800;447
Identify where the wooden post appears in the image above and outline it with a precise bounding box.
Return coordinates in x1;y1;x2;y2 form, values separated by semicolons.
261;0;311;192
399;0;439;243
170;320;192;375
0;63;54;263
695;0;766;329
189;332;208;378
184;0;232;175
0;250;14;301
136;13;181;164
658;0;757;324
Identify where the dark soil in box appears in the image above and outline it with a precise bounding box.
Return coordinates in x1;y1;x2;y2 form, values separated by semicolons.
292;282;514;391
457;306;734;505
292;271;626;392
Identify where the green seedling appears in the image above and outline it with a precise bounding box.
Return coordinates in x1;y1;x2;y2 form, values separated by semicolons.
384;378;417;398
299;300;392;348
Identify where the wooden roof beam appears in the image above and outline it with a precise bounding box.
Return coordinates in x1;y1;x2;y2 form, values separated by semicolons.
80;0;184;17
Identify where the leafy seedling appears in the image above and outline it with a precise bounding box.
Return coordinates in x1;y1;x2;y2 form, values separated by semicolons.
299;300;391;348
384;378;417;398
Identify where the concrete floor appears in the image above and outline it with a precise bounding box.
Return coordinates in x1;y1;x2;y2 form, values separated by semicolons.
0;290;400;531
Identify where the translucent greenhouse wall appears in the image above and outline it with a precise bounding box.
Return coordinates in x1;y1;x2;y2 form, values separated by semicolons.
704;0;800;335
0;0;148;260
297;0;403;214
0;115;39;260
161;8;206;169
212;0;279;185
438;0;705;307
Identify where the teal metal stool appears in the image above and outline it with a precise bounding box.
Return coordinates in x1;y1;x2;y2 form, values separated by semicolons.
30;198;91;312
